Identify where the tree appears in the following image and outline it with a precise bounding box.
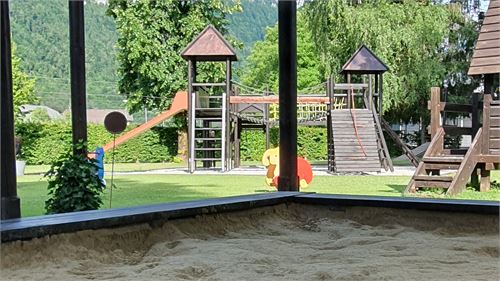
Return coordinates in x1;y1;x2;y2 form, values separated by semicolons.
240;12;323;92
305;0;466;126
107;0;240;113
227;0;278;62
10;0;120;112
12;43;37;113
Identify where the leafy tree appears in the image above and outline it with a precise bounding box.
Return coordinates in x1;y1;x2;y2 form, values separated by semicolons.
240;12;323;91
107;0;240;113
305;0;465;126
227;0;278;62
12;44;37;112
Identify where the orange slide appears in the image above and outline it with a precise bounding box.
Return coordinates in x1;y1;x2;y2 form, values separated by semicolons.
101;91;188;153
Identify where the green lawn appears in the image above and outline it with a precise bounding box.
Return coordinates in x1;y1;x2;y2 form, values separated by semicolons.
17;171;500;217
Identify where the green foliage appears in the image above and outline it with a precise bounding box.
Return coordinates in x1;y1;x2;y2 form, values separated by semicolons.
45;144;105;214
227;0;277;63
240;127;328;161
107;0;240;114
15;122;178;165
10;0;121;112
240;12;323;91
304;0;475;125
12;44;37;112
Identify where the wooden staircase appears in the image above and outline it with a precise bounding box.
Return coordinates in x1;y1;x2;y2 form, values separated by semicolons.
330;109;383;172
406;90;499;195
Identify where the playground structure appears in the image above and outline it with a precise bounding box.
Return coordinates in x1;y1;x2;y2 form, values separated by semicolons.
406;0;500;195
181;26;416;173
97;27;419;174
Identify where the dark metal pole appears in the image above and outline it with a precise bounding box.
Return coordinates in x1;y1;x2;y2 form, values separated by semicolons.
69;0;87;156
278;0;298;191
1;1;21;219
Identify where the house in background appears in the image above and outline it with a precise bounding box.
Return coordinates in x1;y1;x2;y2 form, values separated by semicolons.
85;109;133;124
62;109;133;124
19;104;63;121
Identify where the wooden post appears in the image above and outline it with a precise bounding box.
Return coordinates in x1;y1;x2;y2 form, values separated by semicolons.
480;164;491;192
479;76;493;192
264;88;270;150
1;1;21;219
368;74;373;110
374;74;379;112
69;0;87;156
429;87;441;139
346;74;352;109
278;0;298;191
471;91;479;139
482;79;492;155
188;59;195;173
326;76;333;172
224;58;231;171
379;74;384;123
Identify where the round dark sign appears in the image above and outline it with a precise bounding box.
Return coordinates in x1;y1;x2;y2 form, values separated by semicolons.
104;111;127;134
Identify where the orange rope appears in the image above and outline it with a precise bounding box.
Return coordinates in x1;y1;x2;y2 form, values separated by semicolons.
349;86;367;157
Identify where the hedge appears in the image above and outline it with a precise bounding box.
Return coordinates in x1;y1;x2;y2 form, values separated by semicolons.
240;127;328;161
17;122;372;165
15;122;178;165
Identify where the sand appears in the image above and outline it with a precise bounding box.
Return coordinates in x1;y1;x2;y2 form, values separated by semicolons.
1;204;499;281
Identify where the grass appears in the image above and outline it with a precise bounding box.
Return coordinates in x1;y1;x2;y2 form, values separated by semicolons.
17;171;500;217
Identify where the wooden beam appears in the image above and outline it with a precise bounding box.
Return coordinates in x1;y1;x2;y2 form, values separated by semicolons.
278;0;298;192
430;87;441;138
473;155;500;163
483;94;492;155
0;1;20;219
69;0;87;156
480;166;491;192
447;129;483;195
443;126;472;136
230;96;329;104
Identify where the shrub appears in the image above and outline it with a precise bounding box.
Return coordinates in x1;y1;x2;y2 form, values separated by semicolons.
45;144;105;214
240;127;328;161
15;121;178;164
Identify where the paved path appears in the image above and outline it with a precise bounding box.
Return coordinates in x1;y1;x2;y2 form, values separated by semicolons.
116;165;419;176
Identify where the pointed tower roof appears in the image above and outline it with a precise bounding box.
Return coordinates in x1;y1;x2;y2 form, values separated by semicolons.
468;0;500;76
341;45;389;74
181;25;237;61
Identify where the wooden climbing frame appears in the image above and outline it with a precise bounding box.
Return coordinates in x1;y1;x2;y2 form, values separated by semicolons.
406;87;499;195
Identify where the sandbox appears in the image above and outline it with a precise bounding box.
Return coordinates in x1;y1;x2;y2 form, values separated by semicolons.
1;194;499;281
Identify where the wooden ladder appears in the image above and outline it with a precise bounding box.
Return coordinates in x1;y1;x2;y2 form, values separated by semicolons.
406;90;499;194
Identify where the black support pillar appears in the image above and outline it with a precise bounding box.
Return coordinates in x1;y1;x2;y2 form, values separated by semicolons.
69;0;87;155
278;0;298;191
1;1;21;219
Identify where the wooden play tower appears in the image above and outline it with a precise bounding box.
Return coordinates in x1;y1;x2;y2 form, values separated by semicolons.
181;25;237;173
406;0;500;194
328;45;393;173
